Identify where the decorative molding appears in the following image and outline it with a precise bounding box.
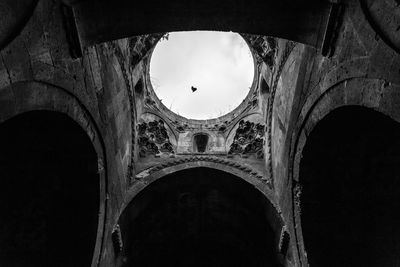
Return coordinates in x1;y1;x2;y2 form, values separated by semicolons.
138;119;175;157
266;41;296;186
228;120;265;159
169;119;230;133
128;34;164;67
135;155;272;188
293;182;302;215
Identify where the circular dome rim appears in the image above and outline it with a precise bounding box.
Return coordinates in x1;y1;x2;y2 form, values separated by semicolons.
145;32;259;124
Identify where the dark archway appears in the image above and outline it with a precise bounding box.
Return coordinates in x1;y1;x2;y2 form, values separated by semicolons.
117;167;283;267
0;111;100;267
300;106;400;266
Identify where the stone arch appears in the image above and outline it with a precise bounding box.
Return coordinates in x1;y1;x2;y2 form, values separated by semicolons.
117;166;287;267
132;157;273;194
0;81;107;267
290;78;400;266
359;0;400;54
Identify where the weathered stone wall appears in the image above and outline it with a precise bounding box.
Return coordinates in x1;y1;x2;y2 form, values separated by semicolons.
266;1;400;266
0;0;155;265
1;0;399;266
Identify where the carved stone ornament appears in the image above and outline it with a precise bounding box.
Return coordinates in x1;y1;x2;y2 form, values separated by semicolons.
293;182;302;215
228;120;265;159
135;155;272;188
128;33;165;67
242;34;277;68
138;119;175;157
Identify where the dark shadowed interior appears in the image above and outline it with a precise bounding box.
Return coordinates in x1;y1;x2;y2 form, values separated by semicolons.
300;106;400;266
0;111;99;267
193;134;209;153
118;168;283;267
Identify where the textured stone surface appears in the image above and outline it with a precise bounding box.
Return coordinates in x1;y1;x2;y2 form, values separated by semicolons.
0;0;399;266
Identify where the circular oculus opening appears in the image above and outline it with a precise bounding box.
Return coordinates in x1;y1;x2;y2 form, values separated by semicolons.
150;31;255;120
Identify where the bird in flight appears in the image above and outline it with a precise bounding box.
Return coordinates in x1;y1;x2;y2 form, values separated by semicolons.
191;86;197;92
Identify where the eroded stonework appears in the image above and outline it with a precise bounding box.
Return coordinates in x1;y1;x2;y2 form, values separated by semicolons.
135;155;272;187
138;120;175;157
2;0;400;265
138;39;265;156
228;120;265;159
242;34;277;68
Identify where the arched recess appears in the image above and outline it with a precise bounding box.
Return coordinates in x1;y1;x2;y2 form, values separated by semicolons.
193;133;209;153
0;111;98;266
0;81;107;267
298;106;400;266
290;78;400;266
116;167;287;267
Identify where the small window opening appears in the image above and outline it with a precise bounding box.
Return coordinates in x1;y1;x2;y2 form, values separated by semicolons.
260;77;269;94
134;79;144;95
193;134;209;153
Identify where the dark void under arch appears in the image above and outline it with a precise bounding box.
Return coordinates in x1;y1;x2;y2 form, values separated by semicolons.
300;106;400;266
0;111;99;267
117;167;284;267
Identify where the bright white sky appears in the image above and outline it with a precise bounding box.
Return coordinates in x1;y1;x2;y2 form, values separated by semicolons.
150;31;254;120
